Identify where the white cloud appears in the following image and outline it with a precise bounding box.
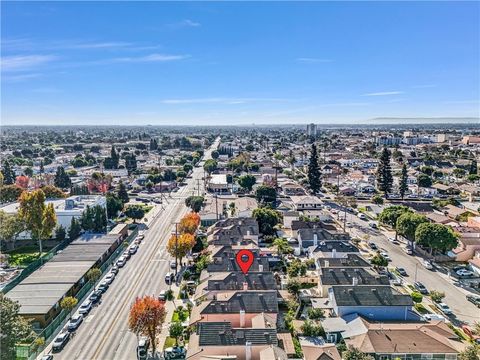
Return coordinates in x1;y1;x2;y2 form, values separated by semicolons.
362;91;404;96
1;54;58;71
65;41;132;49
2;73;43;82
296;57;332;63
108;53;190;63
167;19;201;29
160;97;288;105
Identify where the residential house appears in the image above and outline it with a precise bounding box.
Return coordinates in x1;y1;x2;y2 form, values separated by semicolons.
290;196;323;211
207;174;230;193
299;337;341;360
318;268;389;297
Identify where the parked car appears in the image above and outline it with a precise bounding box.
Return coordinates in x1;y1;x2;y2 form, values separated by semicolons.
164;346;186;360
123;251;131;260
137;337;150;360
368;242;378;250
111;265;119;274
67;314;83;332
423;260;434;270
41;355;54;360
358;213;367;220
104;273;115;284
116;257;127;268
380;251;391;262
158;290;167;301
98;281;109;293
138;231;145;240
165;272;174;284
170;260;177;270
78;300;92;315
456;269;474;277
437;302;453;315
396;267;408;276
89;290;103;304
405;247;413;255
423;313;447;322
52;332;70;352
466;294;480;307
129;244;138;255
368;222;378;229
414;282;428;294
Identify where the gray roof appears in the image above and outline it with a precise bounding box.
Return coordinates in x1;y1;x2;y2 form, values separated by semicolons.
317;254;370;268
198;322;278;346
7;233;120;315
208;250;270;273
332;286;413;307
314;241;359;253
207;272;276;291
320;268;390;286
202;291;278;314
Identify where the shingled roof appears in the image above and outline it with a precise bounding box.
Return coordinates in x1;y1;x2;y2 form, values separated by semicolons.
332;286;413;307
207;272;277;291
320;268;389;286
202;291;278;314
197;322;278;346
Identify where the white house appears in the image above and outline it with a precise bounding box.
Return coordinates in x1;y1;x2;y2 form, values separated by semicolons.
290;196;323;211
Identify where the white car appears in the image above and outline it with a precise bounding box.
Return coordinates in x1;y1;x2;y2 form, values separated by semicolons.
437;302;453;315
423;260;434;270
104;273;115;284
380;251;391;262
358;213;367;220
78;300;92;315
116;256;127;268
388;236;396;243
423;313;447;322
456;269;474;277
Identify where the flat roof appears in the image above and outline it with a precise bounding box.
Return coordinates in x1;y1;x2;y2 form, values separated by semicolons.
7;233;120;316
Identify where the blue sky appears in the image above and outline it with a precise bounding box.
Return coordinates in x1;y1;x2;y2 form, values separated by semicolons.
1;1;479;125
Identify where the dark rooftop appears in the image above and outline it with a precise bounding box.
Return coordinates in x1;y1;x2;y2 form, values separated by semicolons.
207;272;277;291
317;254;370;268
198;322;278;346
203;291;278;314
320;268;390;286
332;286;413;307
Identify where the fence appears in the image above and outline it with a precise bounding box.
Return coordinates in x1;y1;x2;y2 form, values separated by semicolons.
15;228;138;360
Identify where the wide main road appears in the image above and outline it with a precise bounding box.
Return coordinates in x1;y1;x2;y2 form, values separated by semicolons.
45;139;219;360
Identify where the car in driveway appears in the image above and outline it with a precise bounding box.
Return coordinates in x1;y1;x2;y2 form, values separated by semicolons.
456;269;474;277
67;314;83;332
466;294;480;307
436;302;453;315
52;332;70;352
78;300;92;315
414;282;428;294
89;290;103;304
396;267;408;276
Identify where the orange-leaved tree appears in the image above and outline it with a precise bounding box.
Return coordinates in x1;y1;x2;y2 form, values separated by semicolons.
167;233;195;267
128;296;166;356
178;212;200;234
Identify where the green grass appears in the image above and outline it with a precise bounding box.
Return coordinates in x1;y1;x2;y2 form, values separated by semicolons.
163;337;176;349
414;303;429;314
6;246;42;267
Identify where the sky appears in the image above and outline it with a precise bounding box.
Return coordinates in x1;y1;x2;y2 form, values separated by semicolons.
1;1;479;126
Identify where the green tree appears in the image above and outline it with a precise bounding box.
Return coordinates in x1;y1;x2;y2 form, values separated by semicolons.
415;222;458;254
410;291;423;303
86;267;102;290
399;163;408;199
417;173;432;188
0;210;24;247
371;194;384;205
56;225;66;242
469;159;478;175
211;150;220;159
54;166;72;189
237;174;256;192
252;207;281;236
68;217;82;240
458;345;480;360
307;308;324;320
342;347;375;360
301;320;324;337
429;290;445;303
18;190;57;258
0;294;33;359
24;167;33;177
376;147;393;198
286;279;301;297
60;296;78;320
107;193;123;218
0;184;24;203
169;322;184;345
396;213;428;243
203;159;218;174
378;205;412;240
125;205;146;223
117;180;129;204
2;159;16;185
185;196;204;212
41;185;66;199
307;143;321;194
371;252;388;268
272;237;293;257
255;185;277;205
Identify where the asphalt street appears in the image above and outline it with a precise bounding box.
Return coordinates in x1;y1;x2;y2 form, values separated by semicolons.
40;140;218;360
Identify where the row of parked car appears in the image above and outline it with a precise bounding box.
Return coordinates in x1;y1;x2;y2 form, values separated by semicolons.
49;231;146;354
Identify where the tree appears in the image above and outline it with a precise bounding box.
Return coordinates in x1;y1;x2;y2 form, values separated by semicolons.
0;184;24;203
23;166;33;177
125;205;145;223
371;252;388;268
60;296;78;320
415;222;458;254
179;213;200;234
185;196;204;212
378;205;412;240
237;174;256;192
86;267;102;290
342;347;375;360
417;173;432;188
167;233;195;268
300;320;324;337
15;175;29;189
307;143;321;194
18;189;57;258
107;193;123;218
54;166;72;189
2;159;16;185
376;147;393;198
396;213;428;243
41;185;66;199
272;237;293;257
56;225;66;241
252;207;281;236
399;163;408;199
371;194;384;205
458;345;480;360
0;294;33;359
286;279;301;297
110;145;119;169
307;308;324;320
117;180;129;204
255;185;277;205
410;291;423;303
470;159;478;175
128;296;166;356
169;322;184;345
203;159;218;175
0;211;24;247
68;217;82;240
429;290;445;303
211;150;220;159
125;154;137;174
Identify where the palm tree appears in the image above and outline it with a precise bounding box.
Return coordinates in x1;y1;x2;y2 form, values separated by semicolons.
272;237;293;258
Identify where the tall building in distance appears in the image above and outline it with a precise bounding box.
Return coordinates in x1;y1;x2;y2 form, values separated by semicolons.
306;123;317;138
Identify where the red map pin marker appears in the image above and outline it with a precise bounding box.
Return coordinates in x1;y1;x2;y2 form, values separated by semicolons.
236;249;254;274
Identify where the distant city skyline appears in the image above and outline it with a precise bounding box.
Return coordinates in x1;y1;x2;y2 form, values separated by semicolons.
1;1;479;125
